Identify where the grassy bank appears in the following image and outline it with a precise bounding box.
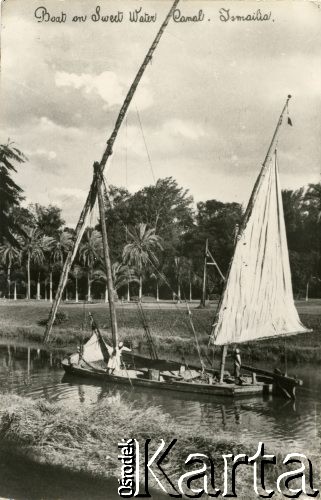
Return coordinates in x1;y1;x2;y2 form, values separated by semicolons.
0;300;320;364
0;393;316;499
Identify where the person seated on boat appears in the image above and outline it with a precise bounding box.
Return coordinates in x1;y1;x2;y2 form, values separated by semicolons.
77;344;84;360
107;341;131;374
68;345;83;366
234;348;242;383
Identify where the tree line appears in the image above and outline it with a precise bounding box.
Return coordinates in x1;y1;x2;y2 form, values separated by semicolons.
0;142;320;302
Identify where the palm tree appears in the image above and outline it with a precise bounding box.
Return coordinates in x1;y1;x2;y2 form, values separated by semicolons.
150;270;164;302
48;231;73;302
71;264;83;303
0;241;21;299
112;263;139;301
79;229;102;302
188;266;202;302
172;257;199;303
123;223;163;302
50;231;73;265
94;262;139;302
23;228;46;299
0;142;27;247
39;235;55;301
174;256;182;303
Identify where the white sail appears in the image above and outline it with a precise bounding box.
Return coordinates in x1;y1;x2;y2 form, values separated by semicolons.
212;152;310;345
69;332;113;364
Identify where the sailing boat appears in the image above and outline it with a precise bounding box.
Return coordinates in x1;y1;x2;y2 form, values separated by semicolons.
209;94;310;398
61;95;308;400
42;1;307;398
35;0;261;397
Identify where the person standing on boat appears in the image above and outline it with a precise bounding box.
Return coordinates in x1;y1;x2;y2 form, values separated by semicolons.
107;341;131;374
234;348;242;383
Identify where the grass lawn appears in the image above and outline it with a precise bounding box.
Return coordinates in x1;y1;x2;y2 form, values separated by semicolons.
0;299;320;364
1;393;314;499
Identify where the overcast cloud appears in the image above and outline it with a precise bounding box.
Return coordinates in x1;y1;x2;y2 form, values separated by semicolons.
1;0;320;225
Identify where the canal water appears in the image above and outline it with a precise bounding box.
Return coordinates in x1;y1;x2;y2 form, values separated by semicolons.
0;341;320;498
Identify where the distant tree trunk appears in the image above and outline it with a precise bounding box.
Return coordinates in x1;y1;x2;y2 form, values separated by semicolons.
306;281;309;302
7;264;11;300
13;281;17;301
189;280;192;302
65;287;68;301
127;282;130;302
139;260;142;302
105;284;108;303
88;273;91;302
37;273;41;300
156;281;159;302
49;271;53;303
75;277;79;303
27;252;31;299
177;282;181;303
139;276;142;302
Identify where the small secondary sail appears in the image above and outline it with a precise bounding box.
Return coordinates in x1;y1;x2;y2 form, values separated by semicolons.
68;332;113;365
212;152;310;345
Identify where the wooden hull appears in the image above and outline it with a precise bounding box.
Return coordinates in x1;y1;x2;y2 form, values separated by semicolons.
122;352;181;371
62;360;268;398
124;354;302;400
242;364;303;400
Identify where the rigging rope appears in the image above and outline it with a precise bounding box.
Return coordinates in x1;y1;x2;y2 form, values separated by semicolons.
185;302;205;371
86;200;211;370
125;116;128;188
123;238;208;367
145;253;209;336
136;302;158;360
117;299;138;370
135;103;156;183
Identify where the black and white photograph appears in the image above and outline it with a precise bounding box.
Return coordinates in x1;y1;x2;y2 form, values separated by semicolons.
0;0;320;498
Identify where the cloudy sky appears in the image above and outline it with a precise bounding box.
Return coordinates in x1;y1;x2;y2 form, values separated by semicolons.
1;0;320;225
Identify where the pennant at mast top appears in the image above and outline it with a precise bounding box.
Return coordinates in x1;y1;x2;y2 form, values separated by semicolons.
211;96;310;346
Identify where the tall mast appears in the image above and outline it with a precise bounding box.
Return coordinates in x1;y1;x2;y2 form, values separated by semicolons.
200;239;225;308
95;163;118;348
213;95;293;382
200;239;208;307
211;94;293;342
43;0;179;343
239;94;291;235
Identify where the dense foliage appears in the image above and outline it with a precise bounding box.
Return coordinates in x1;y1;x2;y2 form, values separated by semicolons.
0;143;320;301
0;143;27;247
